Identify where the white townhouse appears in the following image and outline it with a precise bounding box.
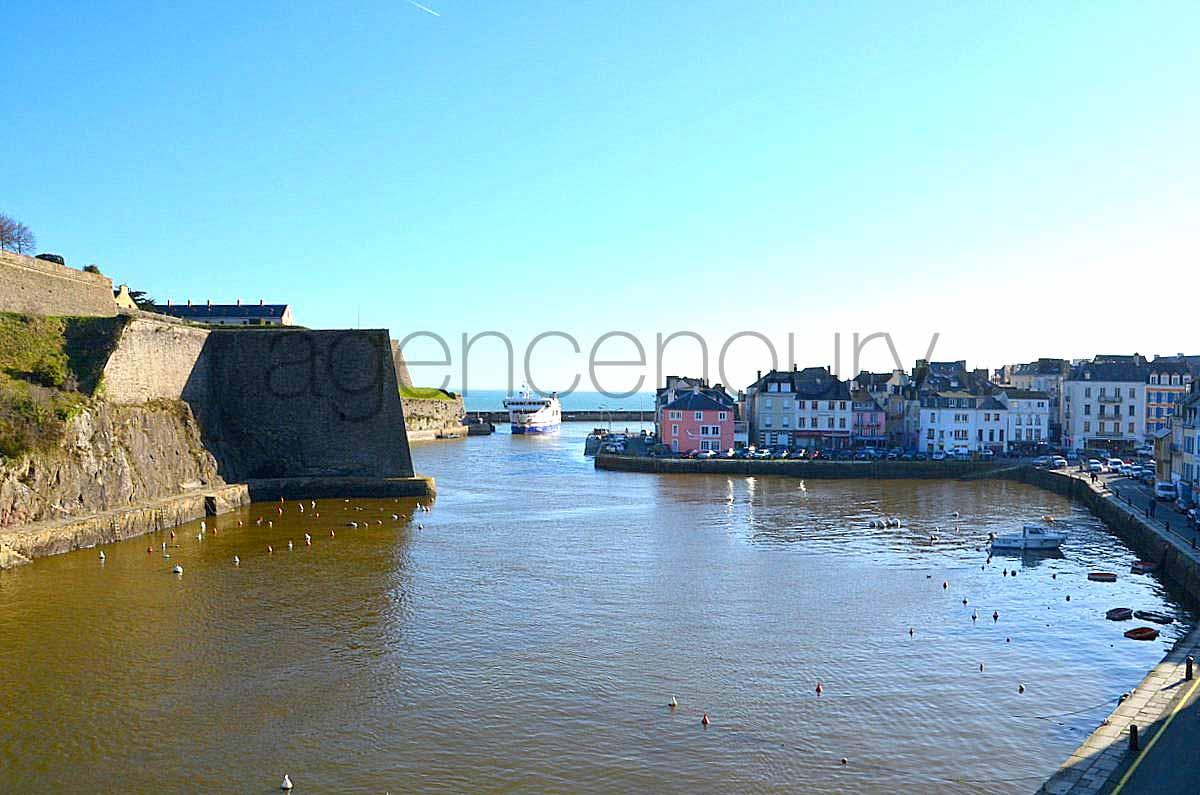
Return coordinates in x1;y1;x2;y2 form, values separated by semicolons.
919;391;1009;454
1001;390;1051;449
1061;357;1149;453
746;366;853;450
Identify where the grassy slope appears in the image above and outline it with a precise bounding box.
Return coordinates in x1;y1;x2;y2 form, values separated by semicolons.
399;385;457;401
0;313;127;458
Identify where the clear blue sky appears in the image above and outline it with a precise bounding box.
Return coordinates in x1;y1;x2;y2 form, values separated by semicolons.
6;1;1197;393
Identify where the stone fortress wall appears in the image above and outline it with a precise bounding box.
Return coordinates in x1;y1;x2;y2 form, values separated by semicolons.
0;249;119;317
101;317;416;481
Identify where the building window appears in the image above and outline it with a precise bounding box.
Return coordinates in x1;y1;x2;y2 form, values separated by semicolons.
669;411;681;420
1129;404;1136;417
1084;421;1090;432
671;424;679;436
839;417;846;429
798;417;806;429
827;418;835;429
1084;404;1091;415
1128;422;1135;433
694;411;703;421
718;411;727;421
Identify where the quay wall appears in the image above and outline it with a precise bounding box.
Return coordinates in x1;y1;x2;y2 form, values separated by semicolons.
594;453;1008;480
0;484;249;568
469;410;650;424
0;249;118;317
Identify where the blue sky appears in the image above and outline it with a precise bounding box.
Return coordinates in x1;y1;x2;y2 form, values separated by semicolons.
6;1;1197;393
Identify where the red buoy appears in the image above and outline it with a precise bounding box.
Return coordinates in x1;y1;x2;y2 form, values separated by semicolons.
701;712;710;726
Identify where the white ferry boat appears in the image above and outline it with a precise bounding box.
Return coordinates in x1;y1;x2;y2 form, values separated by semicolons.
503;389;562;434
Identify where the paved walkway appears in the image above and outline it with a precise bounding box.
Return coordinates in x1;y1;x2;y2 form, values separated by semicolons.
1038;468;1200;794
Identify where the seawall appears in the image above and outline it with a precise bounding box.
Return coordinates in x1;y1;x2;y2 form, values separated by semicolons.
402;395;467;441
594;453;1010;480
0;249;118;317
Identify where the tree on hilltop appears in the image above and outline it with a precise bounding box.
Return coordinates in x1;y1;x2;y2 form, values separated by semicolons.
0;213;36;254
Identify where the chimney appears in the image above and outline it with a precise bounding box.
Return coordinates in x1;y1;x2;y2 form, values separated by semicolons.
259;298;264;306
167;299;172;307
757;370;762;381
793;363;798;372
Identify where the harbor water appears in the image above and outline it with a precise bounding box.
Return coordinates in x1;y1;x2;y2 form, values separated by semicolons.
0;423;1193;792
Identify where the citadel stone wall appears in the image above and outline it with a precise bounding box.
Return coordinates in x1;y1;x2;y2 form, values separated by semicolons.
0;249;118;317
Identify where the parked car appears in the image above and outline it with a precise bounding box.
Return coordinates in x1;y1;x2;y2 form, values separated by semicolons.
1154;482;1178;501
1105;458;1124;472
1051;456;1068;468
932;451;947;461
981;449;995;459
1032;456;1051;468
1087;459;1104;473
914;452;928;461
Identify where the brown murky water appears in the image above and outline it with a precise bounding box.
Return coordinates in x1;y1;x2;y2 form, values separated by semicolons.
0;424;1193;793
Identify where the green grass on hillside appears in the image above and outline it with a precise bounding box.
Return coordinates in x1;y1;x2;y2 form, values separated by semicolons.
0;312;128;458
399;385;457;401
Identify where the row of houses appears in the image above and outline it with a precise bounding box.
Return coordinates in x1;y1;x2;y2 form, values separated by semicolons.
654;353;1200;462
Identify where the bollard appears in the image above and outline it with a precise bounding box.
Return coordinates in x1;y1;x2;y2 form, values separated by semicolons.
1129;724;1139;753
1188;656;1194;681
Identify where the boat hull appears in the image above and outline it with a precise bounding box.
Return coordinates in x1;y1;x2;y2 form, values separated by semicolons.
511;423;560;434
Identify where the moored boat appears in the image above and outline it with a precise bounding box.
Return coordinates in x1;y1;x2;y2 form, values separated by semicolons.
1130;560;1157;574
1124;627;1159;641
1105;607;1133;621
1087;571;1117;582
990;524;1067;551
1133;610;1172;625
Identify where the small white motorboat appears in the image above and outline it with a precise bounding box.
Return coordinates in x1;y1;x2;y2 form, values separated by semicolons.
990;524;1067;551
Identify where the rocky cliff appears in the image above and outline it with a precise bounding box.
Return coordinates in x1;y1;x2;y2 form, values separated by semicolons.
0;399;221;529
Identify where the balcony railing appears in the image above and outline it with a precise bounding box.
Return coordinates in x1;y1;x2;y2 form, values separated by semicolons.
1097;395;1122;404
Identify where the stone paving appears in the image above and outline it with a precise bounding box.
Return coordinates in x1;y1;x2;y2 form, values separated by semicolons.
1038;470;1200;794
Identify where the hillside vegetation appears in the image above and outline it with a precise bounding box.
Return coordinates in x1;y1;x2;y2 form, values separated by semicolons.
399;385;457;402
0;313;127;458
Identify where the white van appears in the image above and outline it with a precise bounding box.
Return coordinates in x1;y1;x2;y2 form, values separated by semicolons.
1154;482;1178;501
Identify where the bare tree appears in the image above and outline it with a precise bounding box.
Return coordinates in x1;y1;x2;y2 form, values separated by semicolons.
0;213;36;254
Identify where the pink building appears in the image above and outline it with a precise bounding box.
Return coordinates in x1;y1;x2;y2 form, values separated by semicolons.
852;390;887;446
660;389;735;453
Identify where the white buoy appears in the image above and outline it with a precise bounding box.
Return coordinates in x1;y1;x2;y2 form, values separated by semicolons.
200;520;206;532
233;555;240;566
669;695;677;708
288;540;293;551
281;773;293;790
172;564;183;575
99;551;106;561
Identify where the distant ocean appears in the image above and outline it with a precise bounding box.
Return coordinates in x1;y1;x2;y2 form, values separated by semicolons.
460;389;655;413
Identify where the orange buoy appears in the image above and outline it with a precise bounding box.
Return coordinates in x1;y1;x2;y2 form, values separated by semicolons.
170;531;176;539
330;530;335;537
147;546;153;554
701;712;710;726
816;682;823;696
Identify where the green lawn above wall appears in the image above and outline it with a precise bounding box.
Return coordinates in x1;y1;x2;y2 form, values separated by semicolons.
399;385;457;402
